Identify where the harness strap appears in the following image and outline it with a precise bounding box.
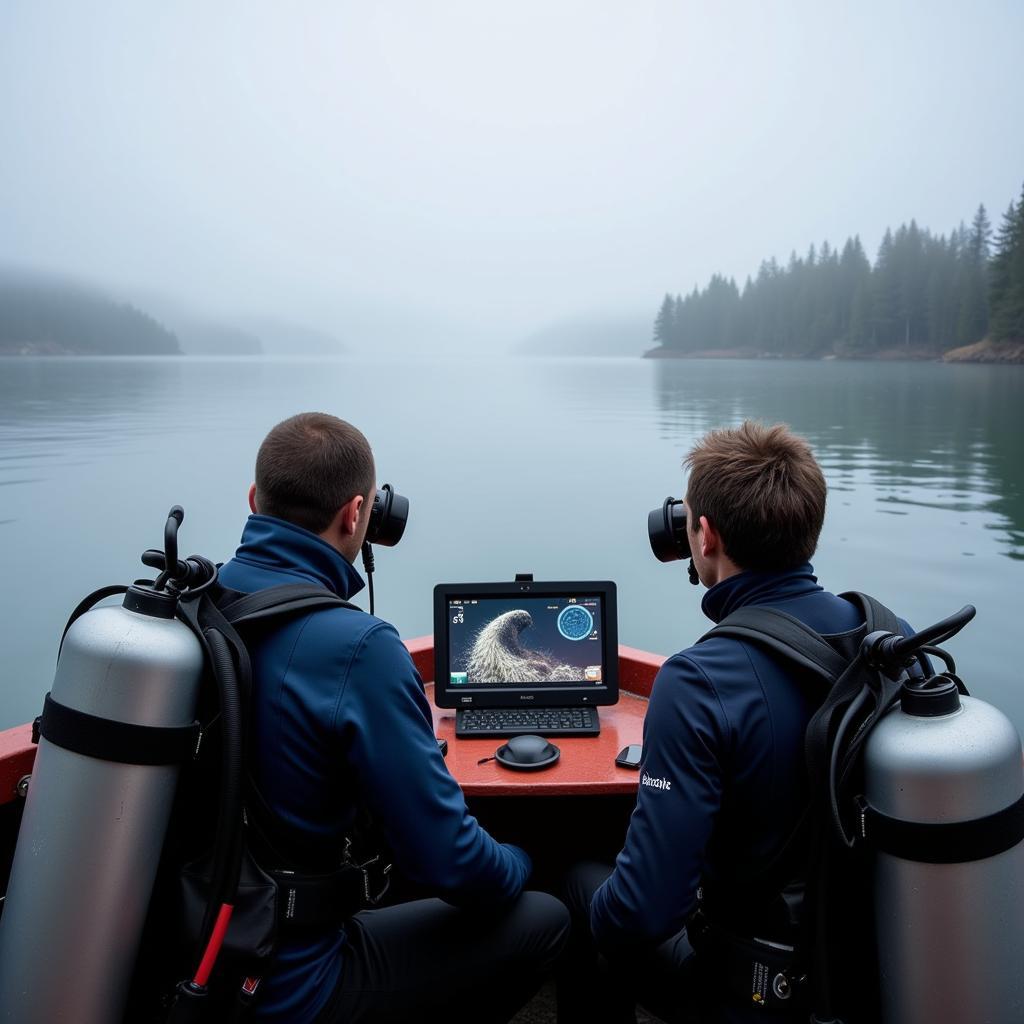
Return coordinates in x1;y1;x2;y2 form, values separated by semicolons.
697;606;853;902
33;692;202;765
269;856;391;929
212;583;368;873
57;584;130;661
840;590;900;637
700;608;847;684
218;584;359;627
697;592;904;1023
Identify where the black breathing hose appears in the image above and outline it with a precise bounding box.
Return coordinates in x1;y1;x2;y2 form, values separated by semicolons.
887;605;976;665
195;627;245;968
361;542;376;616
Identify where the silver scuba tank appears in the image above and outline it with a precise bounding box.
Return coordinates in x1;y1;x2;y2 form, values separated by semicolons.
864;679;1024;1024
0;582;204;1024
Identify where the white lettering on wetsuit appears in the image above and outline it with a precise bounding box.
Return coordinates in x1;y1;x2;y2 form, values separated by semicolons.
641;773;672;791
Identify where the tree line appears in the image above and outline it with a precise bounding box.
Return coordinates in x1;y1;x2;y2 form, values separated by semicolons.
0;271;180;355
651;182;1024;356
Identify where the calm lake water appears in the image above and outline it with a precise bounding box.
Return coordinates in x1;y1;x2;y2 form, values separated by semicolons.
1;355;1022;732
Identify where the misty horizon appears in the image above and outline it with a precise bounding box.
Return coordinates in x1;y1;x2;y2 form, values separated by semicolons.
2;2;1023;352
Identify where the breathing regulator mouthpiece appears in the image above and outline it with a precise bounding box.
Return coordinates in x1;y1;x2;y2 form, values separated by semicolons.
647;496;700;585
140;506;217;596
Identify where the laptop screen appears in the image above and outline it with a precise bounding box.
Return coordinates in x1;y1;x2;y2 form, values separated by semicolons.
433;581;618;709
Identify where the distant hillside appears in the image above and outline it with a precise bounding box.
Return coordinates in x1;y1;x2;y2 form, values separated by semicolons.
233;315;344;355
0;269;179;355
137;296;344;355
517;313;649;356
175;321;262;356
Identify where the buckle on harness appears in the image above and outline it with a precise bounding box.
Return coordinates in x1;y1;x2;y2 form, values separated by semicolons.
358;854;392;906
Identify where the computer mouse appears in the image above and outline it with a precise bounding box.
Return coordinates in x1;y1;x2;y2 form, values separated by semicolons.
496;734;560;771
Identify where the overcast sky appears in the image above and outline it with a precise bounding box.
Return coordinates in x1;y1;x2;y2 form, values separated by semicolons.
1;1;1022;348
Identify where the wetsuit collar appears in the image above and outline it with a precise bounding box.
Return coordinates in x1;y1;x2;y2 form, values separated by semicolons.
232;514;366;599
701;562;822;624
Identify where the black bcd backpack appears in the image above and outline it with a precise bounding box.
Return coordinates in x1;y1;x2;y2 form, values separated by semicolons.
119;581;391;1024
691;592;935;1024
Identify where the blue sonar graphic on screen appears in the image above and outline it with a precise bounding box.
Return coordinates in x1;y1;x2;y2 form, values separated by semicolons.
557;604;594;641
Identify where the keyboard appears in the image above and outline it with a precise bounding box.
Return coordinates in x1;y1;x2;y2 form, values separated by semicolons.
455;706;600;738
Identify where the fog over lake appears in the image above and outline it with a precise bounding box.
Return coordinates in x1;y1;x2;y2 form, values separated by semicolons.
2;2;1023;350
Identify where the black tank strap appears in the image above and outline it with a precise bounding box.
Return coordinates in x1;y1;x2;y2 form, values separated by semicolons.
205;582;368;874
57;584;130;661
861;791;1024;863
700;607;848;684
840;590;900;635
218;584;359;627
33;692;202;765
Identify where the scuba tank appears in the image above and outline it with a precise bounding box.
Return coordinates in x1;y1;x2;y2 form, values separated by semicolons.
864;676;1024;1024
701;598;1024;1024
0;508;210;1024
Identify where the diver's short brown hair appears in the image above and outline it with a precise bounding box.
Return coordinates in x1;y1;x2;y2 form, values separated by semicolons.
255;413;375;534
685;421;826;572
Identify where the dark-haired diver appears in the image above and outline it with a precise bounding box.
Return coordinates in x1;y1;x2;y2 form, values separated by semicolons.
220;413;568;1023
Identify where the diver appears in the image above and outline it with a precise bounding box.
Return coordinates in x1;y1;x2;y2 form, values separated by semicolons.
556;421;917;1024
218;412;569;1022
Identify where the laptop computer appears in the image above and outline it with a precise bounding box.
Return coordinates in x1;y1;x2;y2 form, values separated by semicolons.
433;579;618;737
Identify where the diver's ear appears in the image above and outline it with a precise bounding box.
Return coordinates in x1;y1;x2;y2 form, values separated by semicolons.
334;493;364;538
698;515;721;558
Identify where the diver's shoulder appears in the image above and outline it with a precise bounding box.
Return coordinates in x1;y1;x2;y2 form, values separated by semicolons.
654;646;728;692
301;602;395;639
302;606;411;662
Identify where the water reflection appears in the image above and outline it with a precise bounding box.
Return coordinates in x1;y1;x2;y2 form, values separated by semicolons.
0;355;1022;731
653;359;1024;560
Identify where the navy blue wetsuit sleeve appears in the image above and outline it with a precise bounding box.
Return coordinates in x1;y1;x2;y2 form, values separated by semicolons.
590;654;729;953
336;621;530;905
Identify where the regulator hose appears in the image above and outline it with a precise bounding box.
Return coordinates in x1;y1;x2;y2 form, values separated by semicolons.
193;625;245;979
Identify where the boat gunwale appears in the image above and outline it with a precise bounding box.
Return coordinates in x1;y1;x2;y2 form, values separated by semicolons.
0;639;665;807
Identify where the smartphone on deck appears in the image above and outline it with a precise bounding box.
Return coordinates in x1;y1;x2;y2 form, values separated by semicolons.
615;743;643;770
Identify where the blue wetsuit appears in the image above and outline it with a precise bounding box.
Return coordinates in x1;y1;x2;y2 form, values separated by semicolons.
218;516;532;1022
580;564;909;1020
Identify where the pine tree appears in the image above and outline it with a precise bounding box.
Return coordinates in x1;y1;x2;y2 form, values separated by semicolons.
652;293;676;348
673;294;685;348
956;204;992;345
871;229;899;348
990;185;1024;342
839;236;871;350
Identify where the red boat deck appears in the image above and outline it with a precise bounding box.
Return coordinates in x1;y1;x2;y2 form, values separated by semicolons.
411;637;662;797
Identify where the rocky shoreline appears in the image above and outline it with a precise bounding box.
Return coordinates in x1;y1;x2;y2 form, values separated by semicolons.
643;340;1024;364
941;339;1024;364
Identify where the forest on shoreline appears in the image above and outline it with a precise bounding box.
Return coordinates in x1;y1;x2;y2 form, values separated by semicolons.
0;272;180;356
647;182;1024;363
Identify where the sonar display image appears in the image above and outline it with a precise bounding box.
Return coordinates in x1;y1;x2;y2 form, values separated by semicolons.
557;604;594;641
448;596;602;686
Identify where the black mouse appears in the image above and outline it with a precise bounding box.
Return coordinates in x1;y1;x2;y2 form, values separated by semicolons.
496;734;560;771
